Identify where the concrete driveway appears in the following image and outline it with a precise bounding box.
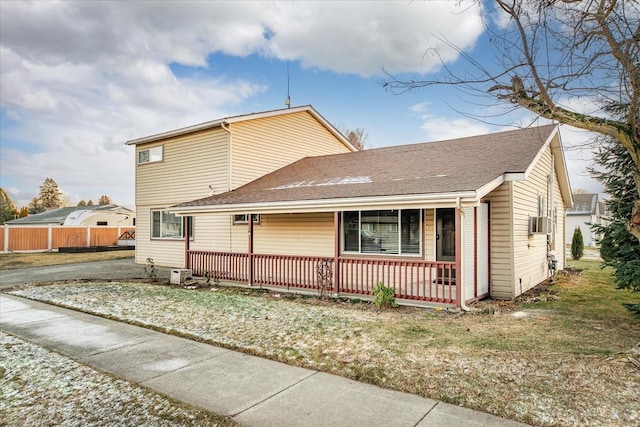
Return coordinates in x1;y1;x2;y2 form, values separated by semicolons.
0;258;170;289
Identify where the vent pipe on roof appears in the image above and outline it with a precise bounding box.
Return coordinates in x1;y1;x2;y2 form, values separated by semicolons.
284;62;291;109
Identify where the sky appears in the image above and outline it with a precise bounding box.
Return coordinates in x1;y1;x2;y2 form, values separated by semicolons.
0;0;602;209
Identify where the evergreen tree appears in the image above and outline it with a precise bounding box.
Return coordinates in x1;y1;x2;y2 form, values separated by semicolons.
18;206;29;218
38;177;62;210
589;138;640;316
571;227;584;260
0;188;18;223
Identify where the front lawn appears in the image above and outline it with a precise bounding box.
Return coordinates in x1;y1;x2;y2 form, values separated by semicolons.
7;260;639;426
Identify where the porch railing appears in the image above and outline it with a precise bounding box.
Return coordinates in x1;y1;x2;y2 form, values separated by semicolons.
338;258;456;303
188;250;249;282
187;250;457;304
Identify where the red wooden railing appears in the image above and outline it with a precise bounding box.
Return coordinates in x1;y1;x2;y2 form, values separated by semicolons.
338;259;456;303
252;254;330;289
188;250;249;282
187;250;457;304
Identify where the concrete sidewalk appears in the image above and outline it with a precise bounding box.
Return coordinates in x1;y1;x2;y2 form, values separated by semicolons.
0;294;529;427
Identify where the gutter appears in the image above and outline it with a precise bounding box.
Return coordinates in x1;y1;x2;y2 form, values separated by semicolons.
168;191;479;216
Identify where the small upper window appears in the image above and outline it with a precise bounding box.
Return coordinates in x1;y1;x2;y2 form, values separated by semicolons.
233;214;261;225
138;146;163;164
96;221;108;226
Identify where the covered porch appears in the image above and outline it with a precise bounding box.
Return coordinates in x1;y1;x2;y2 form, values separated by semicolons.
176;201;490;308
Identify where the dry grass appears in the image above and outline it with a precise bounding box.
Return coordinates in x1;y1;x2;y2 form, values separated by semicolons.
0;250;134;270
7;260;640;426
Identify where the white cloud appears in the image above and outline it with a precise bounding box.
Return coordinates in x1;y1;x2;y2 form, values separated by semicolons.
0;1;485;206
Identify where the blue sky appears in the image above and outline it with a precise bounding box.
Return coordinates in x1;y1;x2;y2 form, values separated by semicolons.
0;1;599;208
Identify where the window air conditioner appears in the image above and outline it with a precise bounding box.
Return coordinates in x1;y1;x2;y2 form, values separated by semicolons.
529;216;551;235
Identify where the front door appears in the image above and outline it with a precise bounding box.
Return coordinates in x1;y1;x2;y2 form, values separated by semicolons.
436;208;456;262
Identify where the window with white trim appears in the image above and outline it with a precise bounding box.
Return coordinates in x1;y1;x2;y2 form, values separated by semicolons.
151;210;193;239
342;209;421;255
233;214;261;225
138;146;163;164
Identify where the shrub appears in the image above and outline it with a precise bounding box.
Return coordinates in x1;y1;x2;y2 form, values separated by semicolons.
373;282;398;308
144;257;158;283
571;227;584;260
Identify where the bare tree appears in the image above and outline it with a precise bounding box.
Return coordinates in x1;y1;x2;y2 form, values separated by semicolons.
384;0;640;241
338;126;368;150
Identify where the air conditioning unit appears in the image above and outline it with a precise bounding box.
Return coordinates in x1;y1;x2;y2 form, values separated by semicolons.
170;268;192;285
529;216;551;235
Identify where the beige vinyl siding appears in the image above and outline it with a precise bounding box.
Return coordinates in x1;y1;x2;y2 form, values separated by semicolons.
484;181;514;299
136;129;229;206
225;213;335;257
512;146;555;296
230;111;353;189
134;206;185;266
424;209;435;260
135;128;230;267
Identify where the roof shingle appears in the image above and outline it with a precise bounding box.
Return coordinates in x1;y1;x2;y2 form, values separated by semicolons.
176;125;557;209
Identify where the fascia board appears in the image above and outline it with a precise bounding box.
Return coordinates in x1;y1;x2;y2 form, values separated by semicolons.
523;125;558;179
476;175;505;199
126;119;225;146
168;191;478;216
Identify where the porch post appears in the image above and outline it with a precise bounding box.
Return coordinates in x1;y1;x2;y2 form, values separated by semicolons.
455;207;462;308
333;211;339;295
248;213;254;285
184;216;190;269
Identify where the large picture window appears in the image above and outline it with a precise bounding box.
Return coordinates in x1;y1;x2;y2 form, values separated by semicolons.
151;210;193;239
343;209;421;255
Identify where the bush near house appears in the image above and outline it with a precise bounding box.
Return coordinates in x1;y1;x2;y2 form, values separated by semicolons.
571;227;584;260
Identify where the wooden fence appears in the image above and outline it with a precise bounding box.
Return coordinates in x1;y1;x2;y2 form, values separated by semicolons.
1;225;135;253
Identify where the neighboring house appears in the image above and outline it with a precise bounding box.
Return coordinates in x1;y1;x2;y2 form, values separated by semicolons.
565;193;604;247
6;205;135;226
129;106;572;308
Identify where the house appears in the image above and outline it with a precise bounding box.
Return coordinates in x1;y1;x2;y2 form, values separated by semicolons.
125;105;359;268
128;106;572;308
565;193;605;247
6;204;135;227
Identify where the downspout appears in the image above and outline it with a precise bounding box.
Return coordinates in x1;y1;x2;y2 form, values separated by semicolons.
456;197;471;312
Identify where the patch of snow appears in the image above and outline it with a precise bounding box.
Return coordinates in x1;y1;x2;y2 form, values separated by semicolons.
270;176;371;190
511;311;529;318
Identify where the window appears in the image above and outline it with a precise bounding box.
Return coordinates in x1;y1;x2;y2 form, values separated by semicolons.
138;146;163;164
233;214;261;225
151;210;193;239
96;221;108;226
342;209;421;255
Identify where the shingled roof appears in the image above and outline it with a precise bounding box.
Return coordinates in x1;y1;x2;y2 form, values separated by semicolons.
172;125;560;213
567;193;599;215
